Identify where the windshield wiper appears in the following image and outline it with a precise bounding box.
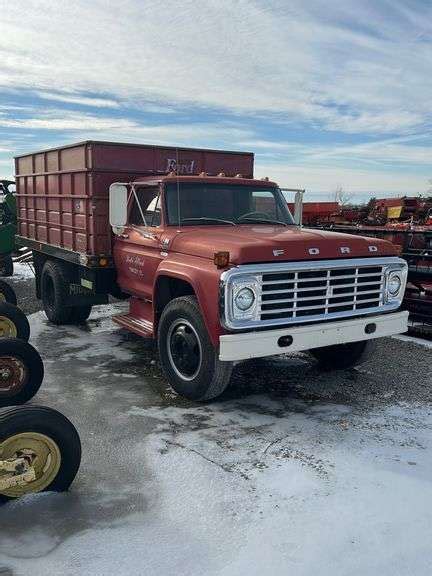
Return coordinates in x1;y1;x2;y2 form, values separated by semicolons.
180;217;235;226
237;217;288;227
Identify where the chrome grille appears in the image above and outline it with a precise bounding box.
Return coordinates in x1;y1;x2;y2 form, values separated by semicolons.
260;265;385;322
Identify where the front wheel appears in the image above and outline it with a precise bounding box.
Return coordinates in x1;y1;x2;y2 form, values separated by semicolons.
0;406;81;502
158;296;233;401
309;340;370;371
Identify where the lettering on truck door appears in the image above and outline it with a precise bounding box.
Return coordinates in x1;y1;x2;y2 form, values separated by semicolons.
114;185;163;300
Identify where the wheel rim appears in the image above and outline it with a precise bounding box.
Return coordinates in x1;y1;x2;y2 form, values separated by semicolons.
167;318;202;381
0;356;27;397
0;432;61;497
0;316;17;337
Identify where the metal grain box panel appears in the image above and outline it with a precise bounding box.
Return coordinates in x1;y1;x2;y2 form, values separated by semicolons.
15;141;254;259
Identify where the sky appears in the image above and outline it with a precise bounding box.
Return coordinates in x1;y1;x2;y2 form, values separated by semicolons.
0;0;431;203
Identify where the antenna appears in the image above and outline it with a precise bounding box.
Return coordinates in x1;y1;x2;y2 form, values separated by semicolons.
176;147;181;227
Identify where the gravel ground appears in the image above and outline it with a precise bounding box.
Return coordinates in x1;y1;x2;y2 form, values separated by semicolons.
1;274;432;575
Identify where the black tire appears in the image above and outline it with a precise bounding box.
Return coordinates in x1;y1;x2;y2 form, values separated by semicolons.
69;305;92;323
41;260;73;324
309;340;370;371
0;405;81;502
0;280;17;305
0;303;30;341
0;338;44;407
0;256;13;277
158;296;233;401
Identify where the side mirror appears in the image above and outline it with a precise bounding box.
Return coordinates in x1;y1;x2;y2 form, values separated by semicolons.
294;190;304;227
109;183;128;234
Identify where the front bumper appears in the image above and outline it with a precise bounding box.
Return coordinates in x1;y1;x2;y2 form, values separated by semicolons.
218;311;408;362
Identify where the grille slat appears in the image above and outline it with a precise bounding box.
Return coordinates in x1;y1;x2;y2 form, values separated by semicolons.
259;265;385;322
261;288;383;306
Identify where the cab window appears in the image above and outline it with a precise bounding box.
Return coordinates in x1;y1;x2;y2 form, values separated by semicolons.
129;186;161;227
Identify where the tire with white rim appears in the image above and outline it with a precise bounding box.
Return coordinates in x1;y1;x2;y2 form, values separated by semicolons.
158;296;233;401
0;302;30;341
0;405;81;502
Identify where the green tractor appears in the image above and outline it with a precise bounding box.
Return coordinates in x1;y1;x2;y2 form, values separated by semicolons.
0;180;17;277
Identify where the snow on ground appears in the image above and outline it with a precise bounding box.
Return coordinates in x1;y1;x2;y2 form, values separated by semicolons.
0;307;431;576
11;262;35;280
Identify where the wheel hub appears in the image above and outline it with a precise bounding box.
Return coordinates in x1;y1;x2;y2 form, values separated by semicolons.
0;432;61;497
0;356;26;395
167;319;202;381
0;316;17;338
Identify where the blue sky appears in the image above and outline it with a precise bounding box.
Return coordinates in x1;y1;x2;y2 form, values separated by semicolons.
0;0;431;202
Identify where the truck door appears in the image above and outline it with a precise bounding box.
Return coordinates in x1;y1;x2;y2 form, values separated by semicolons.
113;185;163;300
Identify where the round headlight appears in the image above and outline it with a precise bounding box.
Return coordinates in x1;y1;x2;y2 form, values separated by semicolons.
388;274;401;296
234;287;255;311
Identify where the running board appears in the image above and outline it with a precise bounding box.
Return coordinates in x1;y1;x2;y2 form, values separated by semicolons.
112;314;154;338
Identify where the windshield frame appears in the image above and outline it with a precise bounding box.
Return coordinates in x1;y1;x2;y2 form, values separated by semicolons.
163;182;295;226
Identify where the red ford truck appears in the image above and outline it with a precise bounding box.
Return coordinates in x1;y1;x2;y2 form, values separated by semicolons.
15;141;408;400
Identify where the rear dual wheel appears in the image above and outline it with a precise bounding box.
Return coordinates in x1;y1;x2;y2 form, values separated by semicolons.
41;261;92;325
0;406;81;502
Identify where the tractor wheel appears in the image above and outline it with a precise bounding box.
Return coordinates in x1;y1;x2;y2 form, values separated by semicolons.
0;303;30;341
0;256;13;277
0;280;17;306
0;405;81;502
0;338;44;407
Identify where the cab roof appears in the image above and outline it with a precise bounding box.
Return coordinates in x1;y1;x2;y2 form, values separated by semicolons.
131;175;278;188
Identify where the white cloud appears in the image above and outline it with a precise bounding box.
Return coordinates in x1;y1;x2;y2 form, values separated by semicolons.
256;161;429;197
241;134;432;167
0;109;251;143
0;0;431;134
36;92;120;108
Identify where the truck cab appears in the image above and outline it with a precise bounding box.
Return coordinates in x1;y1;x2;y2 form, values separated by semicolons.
109;174;408;400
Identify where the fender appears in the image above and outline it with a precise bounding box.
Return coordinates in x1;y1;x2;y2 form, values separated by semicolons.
155;253;224;347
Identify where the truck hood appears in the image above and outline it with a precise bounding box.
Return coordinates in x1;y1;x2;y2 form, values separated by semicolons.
167;225;397;263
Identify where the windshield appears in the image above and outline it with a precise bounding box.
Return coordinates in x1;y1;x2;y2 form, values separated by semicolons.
165;183;295;226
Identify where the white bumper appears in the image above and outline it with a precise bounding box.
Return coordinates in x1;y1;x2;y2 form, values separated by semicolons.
219;311;408;362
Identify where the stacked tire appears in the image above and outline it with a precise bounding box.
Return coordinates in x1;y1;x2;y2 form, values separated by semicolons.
0;280;81;502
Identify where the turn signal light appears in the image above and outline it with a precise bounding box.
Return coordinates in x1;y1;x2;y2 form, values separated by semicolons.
214;251;230;269
99;257;108;267
217;172;226;177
